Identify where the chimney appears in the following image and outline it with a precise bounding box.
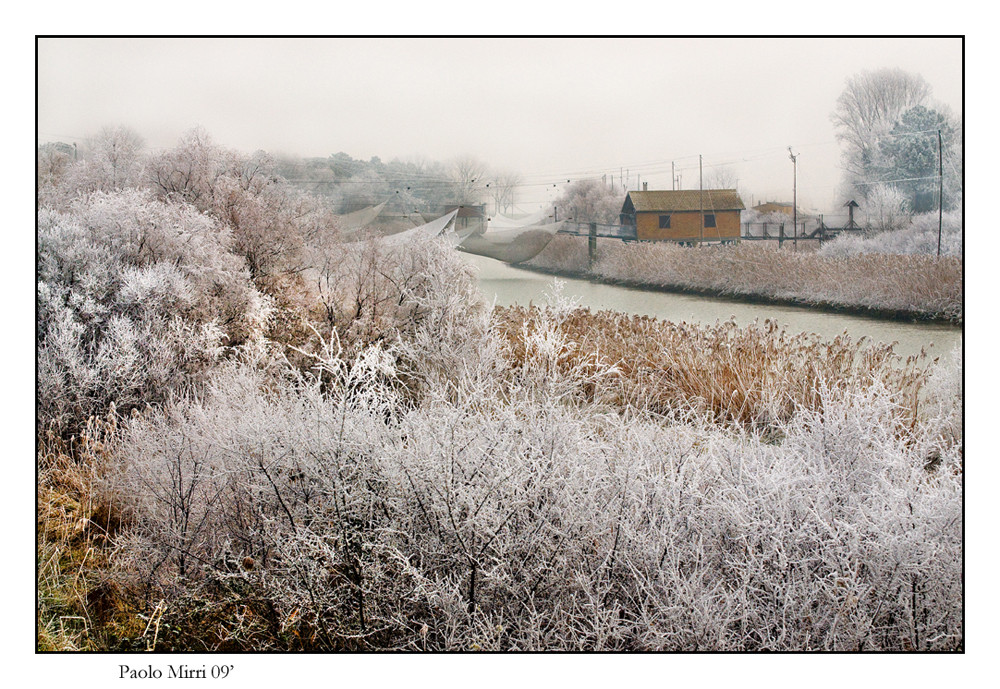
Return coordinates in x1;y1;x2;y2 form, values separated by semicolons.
642;182;648;191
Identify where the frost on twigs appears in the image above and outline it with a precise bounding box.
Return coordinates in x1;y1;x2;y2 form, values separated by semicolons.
36;126;962;651
542;278;582;319
37;191;272;434
103;303;961;649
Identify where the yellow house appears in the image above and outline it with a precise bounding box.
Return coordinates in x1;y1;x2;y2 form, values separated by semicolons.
752;201;797;217
620;189;745;242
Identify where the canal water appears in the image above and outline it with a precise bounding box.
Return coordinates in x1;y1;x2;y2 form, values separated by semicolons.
460;253;963;361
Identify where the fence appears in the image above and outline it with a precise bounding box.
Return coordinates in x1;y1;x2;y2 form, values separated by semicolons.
557;221;637;241
742;216;869;245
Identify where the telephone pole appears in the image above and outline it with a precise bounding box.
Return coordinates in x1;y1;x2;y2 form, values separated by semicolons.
937;129;944;258
788;147;798;252
699;155;704;243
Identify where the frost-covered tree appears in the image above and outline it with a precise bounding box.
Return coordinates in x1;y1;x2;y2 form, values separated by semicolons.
40;126;147;209
37;142;76;207
832;68;932;184
147;127;226;205
148;128;323;279
553;178;626;225
703;165;740;190
875;105;959;212
80;125;146;192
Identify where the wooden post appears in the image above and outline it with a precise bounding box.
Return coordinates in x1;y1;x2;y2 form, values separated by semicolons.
779;223;784;248
588;222;597;269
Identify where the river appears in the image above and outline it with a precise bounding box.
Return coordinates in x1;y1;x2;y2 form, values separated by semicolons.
460;253;963;361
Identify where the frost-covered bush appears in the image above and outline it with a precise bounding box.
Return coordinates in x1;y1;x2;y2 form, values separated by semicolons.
859;183;912;234
916;347;963;460
306;235;485;355
818;211;962;258
106;307;962;651
107;353;409;645
37;190;271;431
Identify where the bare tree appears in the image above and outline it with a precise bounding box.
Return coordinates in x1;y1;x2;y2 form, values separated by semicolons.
487;170;523;215
449;155;488;205
703;165;739;190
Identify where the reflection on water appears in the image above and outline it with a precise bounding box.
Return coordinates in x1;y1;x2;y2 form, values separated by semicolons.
460;252;963;361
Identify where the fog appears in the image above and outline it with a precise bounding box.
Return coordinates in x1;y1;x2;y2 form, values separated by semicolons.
38;37;961;215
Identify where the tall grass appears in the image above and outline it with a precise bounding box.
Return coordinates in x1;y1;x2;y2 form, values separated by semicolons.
37;412;146;651
494;305;933;435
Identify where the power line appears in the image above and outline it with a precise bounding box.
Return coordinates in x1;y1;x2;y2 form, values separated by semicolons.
852;175;941;186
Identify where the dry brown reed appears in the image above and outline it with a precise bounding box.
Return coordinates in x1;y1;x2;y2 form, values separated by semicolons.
495;305;932;432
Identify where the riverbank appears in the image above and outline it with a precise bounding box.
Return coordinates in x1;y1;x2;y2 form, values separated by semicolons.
519;236;963;325
512;261;962;326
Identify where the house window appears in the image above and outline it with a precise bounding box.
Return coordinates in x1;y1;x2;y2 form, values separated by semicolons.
658;215;671;229
704;214;716;228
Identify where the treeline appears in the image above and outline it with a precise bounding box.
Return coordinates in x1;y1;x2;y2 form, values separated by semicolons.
273;152;459;214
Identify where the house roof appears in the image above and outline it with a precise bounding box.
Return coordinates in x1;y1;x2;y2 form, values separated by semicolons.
626;189;745;213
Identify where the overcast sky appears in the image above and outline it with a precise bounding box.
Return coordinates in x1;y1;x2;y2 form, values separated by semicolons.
38;37;962;213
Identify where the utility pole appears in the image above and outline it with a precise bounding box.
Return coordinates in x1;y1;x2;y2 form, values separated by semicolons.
699;155;704;244
672;162;676;191
937;129;944;258
788;147;798;252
